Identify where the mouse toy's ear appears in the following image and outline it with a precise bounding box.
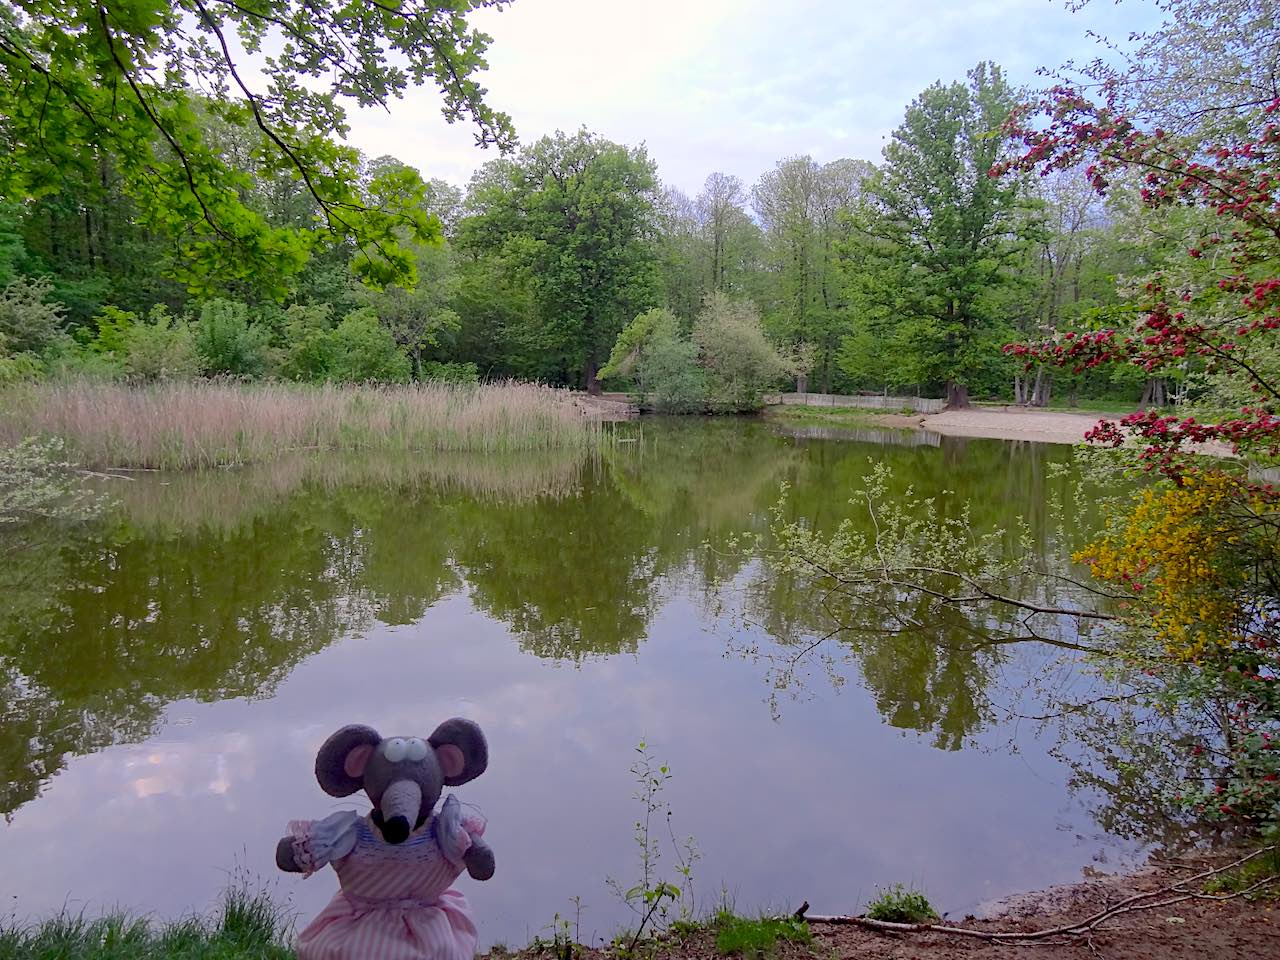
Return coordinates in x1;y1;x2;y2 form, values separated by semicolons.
315;724;382;796
428;718;488;786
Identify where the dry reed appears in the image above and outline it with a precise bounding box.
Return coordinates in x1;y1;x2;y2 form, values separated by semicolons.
0;380;604;470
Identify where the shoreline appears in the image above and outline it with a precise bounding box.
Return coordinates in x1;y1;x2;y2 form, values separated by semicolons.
765;403;1241;456
483;846;1276;960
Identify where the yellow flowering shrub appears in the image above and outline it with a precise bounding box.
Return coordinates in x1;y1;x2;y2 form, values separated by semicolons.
1075;471;1279;662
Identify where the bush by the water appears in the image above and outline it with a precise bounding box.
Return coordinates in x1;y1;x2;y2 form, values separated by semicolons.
0;380;603;470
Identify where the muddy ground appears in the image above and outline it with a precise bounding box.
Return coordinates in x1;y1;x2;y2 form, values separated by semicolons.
496;849;1278;960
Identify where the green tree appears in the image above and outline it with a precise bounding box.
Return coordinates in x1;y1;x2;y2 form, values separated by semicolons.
0;0;514;291
363;241;459;380
459;129;661;390
851;62;1028;407
753;156;870;392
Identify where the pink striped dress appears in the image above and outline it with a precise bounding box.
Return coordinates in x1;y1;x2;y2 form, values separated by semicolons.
287;795;486;960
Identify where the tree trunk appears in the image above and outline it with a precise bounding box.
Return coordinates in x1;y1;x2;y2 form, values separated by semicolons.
796;371;808;393
1139;377;1166;408
1013;375;1026;405
1031;368;1052;407
582;358;602;395
945;381;970;409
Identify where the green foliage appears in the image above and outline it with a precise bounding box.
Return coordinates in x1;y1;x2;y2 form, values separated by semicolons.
0;332;40;383
361;238;461;378
864;884;938;923
192;299;269;377
752;156;871;391
121;307;200;382
278;305;410;383
324;309;411;384
845;62;1028;403
459;129;661;388
600;308;681;381
0;275;66;355
421;360;479;383
712;912;811;958
642;336;706;414
85;306;135;359
602;308;706;413
693;295;790;412
0;0;514;292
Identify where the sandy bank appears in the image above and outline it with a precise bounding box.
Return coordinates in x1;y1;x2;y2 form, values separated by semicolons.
918;406;1115;444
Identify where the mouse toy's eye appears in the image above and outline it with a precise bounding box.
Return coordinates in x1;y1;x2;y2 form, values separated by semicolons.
383;738;409;762
405;738;429;761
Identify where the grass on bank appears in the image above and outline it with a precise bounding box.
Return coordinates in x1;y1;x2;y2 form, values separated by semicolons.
863;884;939;924
761;405;913;428
0;887;294;960
0;379;604;470
708;911;811;958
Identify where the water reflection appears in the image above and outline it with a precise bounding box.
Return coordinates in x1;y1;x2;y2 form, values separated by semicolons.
0;421;1130;943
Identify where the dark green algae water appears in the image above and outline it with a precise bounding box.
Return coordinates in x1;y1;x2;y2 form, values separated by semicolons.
0;418;1138;945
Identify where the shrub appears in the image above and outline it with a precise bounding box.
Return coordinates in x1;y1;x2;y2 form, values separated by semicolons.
123;307;201;382
192;298;269;376
864;884;938;923
0;332;40;384
0;275;65;355
693;295;790;412
641;336;705;413
324;308;411;383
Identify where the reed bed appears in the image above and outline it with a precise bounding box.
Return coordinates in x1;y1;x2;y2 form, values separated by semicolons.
0;380;604;470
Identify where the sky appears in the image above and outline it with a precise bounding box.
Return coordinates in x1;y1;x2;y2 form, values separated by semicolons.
344;0;1162;197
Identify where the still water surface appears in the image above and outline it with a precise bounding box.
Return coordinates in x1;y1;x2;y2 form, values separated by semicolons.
0;419;1133;945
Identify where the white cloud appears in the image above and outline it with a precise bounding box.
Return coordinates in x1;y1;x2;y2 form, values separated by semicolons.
344;0;1160;194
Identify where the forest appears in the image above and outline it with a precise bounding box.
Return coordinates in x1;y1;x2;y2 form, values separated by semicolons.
0;0;1196;412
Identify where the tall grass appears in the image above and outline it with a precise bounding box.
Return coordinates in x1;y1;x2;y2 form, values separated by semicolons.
0;380;605;470
0;887;295;960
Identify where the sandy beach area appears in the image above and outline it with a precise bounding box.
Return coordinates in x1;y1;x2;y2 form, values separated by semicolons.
918;407;1116;444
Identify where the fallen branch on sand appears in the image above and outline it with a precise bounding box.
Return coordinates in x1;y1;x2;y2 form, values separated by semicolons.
793;844;1279;944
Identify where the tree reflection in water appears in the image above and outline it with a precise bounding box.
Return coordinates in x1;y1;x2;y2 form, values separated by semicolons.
0;422;1130;825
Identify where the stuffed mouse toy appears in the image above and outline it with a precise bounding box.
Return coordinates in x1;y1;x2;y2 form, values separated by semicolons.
277;719;494;960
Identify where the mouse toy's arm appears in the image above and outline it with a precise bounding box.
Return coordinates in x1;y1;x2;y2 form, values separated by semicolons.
463;835;495;881
276;835;304;872
276;811;360;876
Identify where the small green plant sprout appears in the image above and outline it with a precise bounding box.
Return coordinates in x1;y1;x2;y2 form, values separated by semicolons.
712;911;811;958
1201;837;1280;900
606;740;700;953
864;884;938;923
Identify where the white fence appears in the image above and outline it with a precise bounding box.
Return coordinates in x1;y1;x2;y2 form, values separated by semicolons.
772;392;946;415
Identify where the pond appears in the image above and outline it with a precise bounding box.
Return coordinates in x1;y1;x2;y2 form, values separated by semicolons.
0;418;1138;946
